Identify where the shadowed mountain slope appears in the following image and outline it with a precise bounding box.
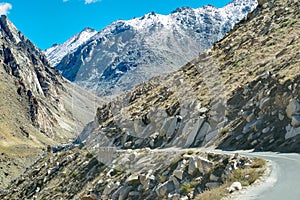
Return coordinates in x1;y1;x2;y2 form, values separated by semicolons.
0;15;102;187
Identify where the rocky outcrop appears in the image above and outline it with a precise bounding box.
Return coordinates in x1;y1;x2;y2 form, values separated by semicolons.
0;15;62;134
219;74;300;151
77;68;227;150
215;0;300;151
0;148;255;200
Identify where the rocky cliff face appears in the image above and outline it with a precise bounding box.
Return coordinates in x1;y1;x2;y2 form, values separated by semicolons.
0;15;101;187
0;15;100;139
45;0;257;96
0;15;63;135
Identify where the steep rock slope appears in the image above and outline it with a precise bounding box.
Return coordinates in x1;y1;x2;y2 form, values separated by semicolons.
78;0;300;152
46;0;257;96
1;148;264;200
0;15;101;187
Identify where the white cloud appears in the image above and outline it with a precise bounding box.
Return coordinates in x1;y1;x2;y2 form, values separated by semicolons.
0;2;12;15
62;0;100;4
85;0;101;4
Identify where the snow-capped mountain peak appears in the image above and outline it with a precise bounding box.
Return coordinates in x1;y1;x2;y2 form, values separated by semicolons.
46;0;257;96
44;27;97;67
125;13;175;31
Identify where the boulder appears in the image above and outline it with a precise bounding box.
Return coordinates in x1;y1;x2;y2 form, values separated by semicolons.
251;140;258;146
173;170;183;180
168;193;180;200
103;182;120;195
188;157;198;175
81;194;97;200
196;157;213;174
228;182;242;193
156;181;175;197
286;99;300;119
169;175;180;188
118;186;132;200
262;127;270;134
139;174;147;185
279;113;285;121
205;182;220;189
246;113;256;123
209;174;219;182
128;191;140;197
205;129;218;142
195;122;210;142
125;174;139;185
291;116;300;127
160;117;177;138
285;125;300;139
184;118;204;147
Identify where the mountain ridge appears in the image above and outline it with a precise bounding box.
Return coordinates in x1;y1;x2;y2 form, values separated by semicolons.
45;0;257;96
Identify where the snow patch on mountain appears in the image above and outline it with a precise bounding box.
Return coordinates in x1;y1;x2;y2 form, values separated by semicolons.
45;28;97;67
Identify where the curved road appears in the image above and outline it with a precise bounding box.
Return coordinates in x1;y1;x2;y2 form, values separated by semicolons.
216;150;300;200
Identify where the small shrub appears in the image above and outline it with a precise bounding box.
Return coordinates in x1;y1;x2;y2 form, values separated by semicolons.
187;149;194;155
158;175;167;183
180;183;193;194
86;152;94;158
281;20;298;28
72;171;78;178
219;127;229;136
250;158;266;168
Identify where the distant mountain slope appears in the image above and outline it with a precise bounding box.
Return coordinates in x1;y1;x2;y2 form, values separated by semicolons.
0;15;102;187
45;0;257;96
45;28;97;67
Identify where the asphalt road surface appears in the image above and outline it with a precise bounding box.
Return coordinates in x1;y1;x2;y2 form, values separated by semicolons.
216;150;300;200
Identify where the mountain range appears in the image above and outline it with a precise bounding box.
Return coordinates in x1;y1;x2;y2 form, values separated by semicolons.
1;0;299;199
45;0;257;96
75;0;300;153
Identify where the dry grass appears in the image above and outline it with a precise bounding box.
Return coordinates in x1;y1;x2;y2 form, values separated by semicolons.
195;158;266;200
195;184;228;200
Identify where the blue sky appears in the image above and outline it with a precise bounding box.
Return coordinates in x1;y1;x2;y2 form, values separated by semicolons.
1;0;232;50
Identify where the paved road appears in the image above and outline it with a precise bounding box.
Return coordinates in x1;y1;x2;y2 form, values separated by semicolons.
216;150;300;200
